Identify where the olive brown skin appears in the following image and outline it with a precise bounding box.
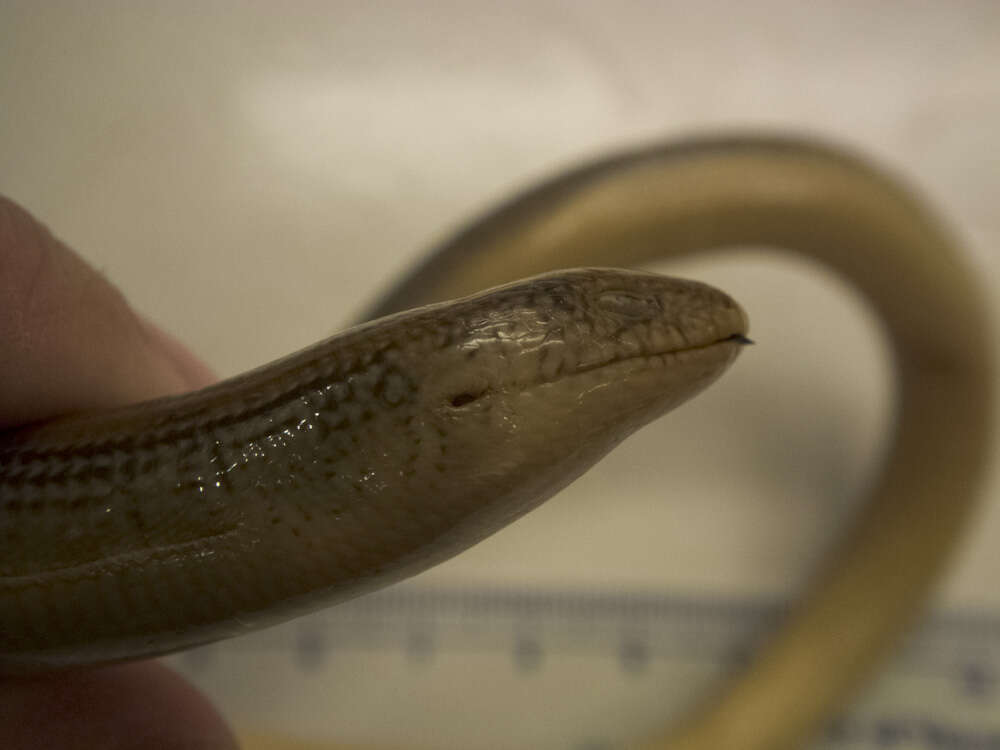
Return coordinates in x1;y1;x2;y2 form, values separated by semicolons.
0;269;747;671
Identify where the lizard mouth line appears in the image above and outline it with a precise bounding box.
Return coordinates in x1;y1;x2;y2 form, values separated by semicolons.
447;332;750;409
562;330;752;380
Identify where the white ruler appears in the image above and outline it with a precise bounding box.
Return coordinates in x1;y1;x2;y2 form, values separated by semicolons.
167;585;1000;749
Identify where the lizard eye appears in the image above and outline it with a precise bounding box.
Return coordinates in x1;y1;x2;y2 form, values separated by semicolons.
448;389;489;408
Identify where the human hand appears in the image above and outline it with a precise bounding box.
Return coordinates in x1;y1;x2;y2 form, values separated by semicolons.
0;195;237;749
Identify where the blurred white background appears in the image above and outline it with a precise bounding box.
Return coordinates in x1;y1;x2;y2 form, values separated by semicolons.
1;2;998;748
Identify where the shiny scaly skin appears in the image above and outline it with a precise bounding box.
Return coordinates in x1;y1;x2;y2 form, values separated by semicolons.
0;269;746;671
0;135;994;750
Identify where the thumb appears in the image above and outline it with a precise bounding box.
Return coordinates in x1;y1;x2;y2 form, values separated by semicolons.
0;194;216;428
0;194;237;750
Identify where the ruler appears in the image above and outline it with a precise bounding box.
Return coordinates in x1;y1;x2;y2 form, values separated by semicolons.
167;585;1000;749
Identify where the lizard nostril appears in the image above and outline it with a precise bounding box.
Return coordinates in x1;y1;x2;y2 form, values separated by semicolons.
595;290;662;320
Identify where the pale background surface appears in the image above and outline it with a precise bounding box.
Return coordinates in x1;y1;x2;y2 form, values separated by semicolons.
1;2;998;747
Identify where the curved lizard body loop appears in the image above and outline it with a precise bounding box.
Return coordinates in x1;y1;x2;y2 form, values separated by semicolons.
0;135;994;749
368;136;995;749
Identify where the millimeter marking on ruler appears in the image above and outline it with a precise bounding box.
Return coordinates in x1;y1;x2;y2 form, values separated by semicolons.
173;586;1000;749
182;587;1000;677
